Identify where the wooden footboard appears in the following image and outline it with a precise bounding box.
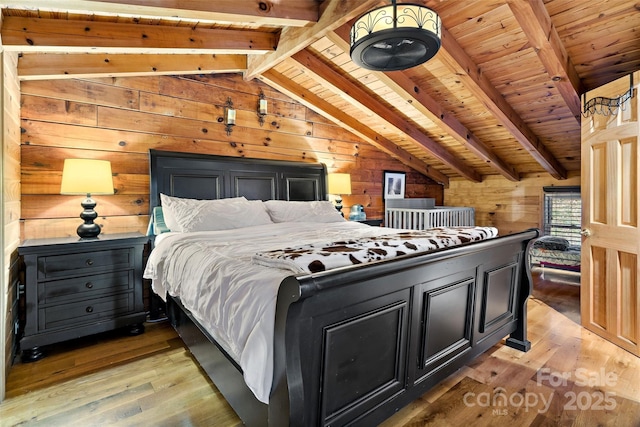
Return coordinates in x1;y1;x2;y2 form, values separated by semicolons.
170;228;527;426
167;229;538;426
265;228;537;426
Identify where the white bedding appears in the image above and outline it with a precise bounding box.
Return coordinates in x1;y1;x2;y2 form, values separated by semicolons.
143;221;497;403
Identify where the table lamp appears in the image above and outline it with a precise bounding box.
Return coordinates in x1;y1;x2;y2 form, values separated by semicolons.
328;173;352;216
60;158;114;238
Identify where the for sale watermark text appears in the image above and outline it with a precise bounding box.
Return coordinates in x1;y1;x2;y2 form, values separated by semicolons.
463;368;618;415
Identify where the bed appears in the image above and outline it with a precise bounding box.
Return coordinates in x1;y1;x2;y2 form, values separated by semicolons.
145;149;539;427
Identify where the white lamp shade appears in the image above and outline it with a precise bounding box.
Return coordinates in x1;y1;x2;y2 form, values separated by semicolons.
328;173;352;195
60;159;115;195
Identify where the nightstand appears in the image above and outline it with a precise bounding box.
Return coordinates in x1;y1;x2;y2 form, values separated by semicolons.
18;233;149;362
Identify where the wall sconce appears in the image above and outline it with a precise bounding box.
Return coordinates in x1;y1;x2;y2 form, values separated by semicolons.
224;97;235;136
257;91;267;126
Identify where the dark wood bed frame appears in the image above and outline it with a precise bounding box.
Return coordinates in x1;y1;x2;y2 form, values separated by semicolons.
149;149;539;427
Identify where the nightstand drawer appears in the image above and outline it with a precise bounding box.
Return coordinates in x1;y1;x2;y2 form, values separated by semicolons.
37;248;134;279
39;293;135;331
38;270;134;304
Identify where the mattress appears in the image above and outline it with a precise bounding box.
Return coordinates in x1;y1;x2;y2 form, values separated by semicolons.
143;221;497;403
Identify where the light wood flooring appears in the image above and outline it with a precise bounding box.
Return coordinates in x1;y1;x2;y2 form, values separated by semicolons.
2;273;639;426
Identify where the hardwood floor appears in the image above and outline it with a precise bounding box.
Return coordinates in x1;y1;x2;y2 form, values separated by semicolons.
530;267;581;325
2;274;639;426
2;320;242;427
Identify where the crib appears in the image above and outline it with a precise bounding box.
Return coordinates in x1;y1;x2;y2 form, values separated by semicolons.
385;198;475;230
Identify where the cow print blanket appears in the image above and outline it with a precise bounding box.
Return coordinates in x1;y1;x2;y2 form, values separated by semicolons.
252;226;498;274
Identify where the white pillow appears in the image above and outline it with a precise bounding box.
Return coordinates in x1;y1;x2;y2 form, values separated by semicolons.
160;194;272;232
159;193;191;232
264;200;345;223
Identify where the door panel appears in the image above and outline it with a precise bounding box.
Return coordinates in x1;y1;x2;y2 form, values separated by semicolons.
591;143;607;223
621;139;637;226
589;245;607;329
618;251;637;344
581;71;640;356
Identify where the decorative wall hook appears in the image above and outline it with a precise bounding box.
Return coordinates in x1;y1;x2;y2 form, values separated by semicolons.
582;73;634;117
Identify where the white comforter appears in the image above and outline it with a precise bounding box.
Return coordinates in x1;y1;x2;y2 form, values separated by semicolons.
143;221;496;403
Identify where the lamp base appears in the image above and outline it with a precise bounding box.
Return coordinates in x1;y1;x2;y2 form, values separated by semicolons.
334;196;344;217
77;196;101;239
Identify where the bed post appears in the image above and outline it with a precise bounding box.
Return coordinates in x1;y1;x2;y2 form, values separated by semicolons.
505;228;539;352
269;276;305;426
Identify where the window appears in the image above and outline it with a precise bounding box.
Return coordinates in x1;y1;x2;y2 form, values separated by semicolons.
543;186;581;246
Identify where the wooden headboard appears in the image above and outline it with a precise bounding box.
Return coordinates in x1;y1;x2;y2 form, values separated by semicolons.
149;150;328;210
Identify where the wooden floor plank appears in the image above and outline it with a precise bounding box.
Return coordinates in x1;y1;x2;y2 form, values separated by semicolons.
2;273;639;426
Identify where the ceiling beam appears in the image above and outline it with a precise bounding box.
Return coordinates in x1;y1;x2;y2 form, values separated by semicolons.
436;25;567;180
328;29;519;182
2;16;277;54
17;53;246;80
291;49;483;182
507;0;583;122
384;68;520;181
259;69;450;187
4;0;319;27
244;0;383;80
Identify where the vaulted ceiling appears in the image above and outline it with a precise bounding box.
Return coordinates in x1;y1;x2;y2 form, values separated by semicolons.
3;0;640;186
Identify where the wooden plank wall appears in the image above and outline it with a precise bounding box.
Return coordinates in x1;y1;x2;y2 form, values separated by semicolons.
19;73;443;240
2;50;21;401
444;172;581;235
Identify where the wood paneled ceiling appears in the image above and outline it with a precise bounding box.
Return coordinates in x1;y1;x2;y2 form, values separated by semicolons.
3;0;640;186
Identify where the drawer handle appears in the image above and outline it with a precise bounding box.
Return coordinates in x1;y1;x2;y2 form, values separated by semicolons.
86;306;94;313
85;282;93;289
86;259;94;266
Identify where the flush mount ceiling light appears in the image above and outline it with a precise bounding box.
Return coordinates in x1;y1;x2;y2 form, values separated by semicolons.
350;0;441;71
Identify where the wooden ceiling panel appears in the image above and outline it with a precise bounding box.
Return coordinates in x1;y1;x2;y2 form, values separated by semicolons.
432;1;506;29
548;0;640;90
3;0;640;182
546;0;632;28
453;11;528;63
482;50;547;83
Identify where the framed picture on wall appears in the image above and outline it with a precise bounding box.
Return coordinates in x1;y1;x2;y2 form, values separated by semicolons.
383;171;406;199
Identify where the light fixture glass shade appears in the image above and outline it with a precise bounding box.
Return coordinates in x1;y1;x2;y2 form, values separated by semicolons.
61;159;114;195
350;2;441;71
328;173;352;195
225;107;236;125
257;92;268;126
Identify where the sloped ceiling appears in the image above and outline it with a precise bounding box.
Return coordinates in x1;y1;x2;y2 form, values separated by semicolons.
3;0;640;186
